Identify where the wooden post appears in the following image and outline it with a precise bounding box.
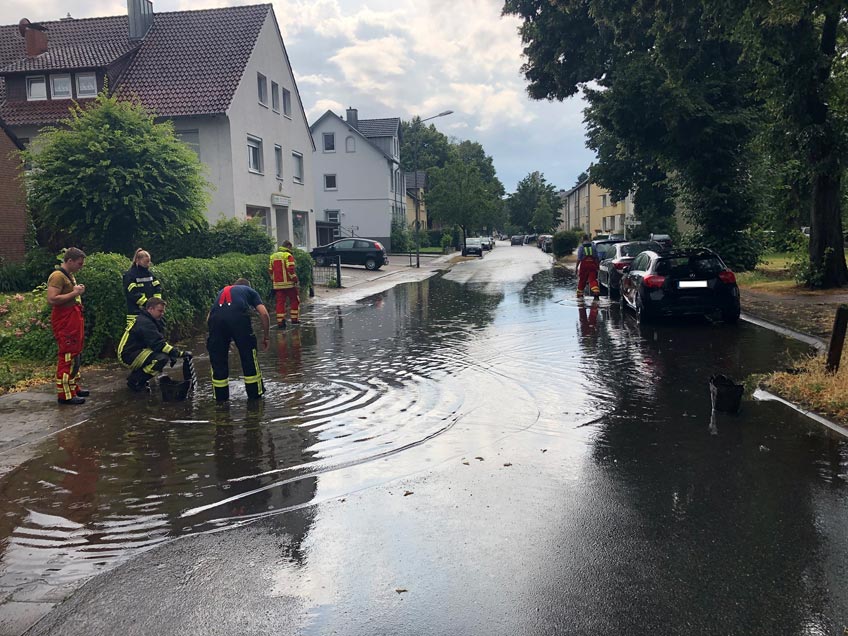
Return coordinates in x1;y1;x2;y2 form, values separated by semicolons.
825;304;848;373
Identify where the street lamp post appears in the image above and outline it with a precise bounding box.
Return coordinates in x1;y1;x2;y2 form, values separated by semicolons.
413;110;453;268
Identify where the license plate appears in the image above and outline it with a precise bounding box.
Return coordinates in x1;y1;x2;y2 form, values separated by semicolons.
678;280;708;288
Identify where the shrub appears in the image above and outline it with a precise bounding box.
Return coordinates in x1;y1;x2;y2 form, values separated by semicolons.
0;247;61;293
552;230;581;257
440;233;453;252
144;217;274;263
391;219;410;253
427;230;443;247
679;230;762;272
0;250;314;365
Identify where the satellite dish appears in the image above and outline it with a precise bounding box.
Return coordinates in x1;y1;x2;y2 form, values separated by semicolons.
18;18;30;38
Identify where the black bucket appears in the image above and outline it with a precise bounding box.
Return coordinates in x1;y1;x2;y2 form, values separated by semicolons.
709;374;743;414
159;375;191;402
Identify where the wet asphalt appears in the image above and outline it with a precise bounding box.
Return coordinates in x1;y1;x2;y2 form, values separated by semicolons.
1;244;847;635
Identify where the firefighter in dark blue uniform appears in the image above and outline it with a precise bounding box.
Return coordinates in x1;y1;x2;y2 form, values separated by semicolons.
119;297;189;391
207;278;271;401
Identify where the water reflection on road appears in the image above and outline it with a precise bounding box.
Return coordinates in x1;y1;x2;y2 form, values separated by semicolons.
2;247;847;634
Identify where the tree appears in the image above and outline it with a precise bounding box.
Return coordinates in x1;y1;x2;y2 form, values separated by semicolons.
508;171;560;231
530;197;557;233
400;117;452;173
716;1;848;286
24;92;209;255
426;160;490;241
504;0;761;268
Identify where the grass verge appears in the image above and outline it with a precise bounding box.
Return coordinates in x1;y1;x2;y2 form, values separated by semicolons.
764;349;848;426
0;358;54;395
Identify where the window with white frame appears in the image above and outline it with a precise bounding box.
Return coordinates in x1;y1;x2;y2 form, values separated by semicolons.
246;205;269;228
324;174;337;190
271;81;280;112
76;73;97;97
323;133;335;152
601;194;608;208
247;136;263;173
26;76;46;101
292;152;303;183
257;73;268;106
275;145;283;179
346;136;355;152
325;210;340;224
389;167;394;192
50;74;72;99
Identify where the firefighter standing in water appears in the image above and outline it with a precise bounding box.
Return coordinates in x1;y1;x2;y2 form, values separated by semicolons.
118;248;163;364
207;278;271;401
576;234;601;300
269;240;299;329
47;248;89;405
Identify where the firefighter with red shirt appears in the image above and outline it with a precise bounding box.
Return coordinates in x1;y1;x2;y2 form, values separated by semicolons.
269;240;299;329
47;247;89;405
576;235;601;300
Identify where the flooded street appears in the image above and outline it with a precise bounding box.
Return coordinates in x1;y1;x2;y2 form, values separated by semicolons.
3;245;848;635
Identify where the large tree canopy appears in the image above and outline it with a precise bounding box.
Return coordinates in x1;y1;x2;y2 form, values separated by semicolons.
24;92;209;255
426;160;491;238
504;0;848;284
400;117;452;173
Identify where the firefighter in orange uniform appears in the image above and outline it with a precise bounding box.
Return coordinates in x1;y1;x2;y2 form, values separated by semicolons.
269;240;300;329
576;235;601;300
47;247;89;405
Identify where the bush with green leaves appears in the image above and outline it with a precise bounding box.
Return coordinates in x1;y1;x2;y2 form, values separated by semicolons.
391;219;411;253
0;250;314;365
679;230;762;272
440;232;453;252
23;92;208;255
143;217;275;263
552;230;581;257
0;247;64;293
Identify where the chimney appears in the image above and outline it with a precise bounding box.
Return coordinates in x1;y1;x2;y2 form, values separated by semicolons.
127;0;154;41
18;19;48;57
346;107;358;129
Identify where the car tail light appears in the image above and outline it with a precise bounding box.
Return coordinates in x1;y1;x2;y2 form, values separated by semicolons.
718;270;736;284
613;261;629;270
374;242;384;250
643;274;666;288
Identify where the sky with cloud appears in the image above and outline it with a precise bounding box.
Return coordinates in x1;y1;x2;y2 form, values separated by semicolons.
1;0;595;192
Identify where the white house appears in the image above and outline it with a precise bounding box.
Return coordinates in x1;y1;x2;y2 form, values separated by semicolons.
0;1;316;249
309;108;405;250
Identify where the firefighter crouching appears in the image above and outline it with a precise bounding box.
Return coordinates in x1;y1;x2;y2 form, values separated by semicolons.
576;235;601;300
119;297;190;391
269;240;299;329
208;278;271;402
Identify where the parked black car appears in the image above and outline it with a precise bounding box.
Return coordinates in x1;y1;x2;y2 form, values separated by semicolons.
511;235;525;245
619;248;740;323
649;233;673;250
462;238;485;257
598;241;663;296
311;238;389;270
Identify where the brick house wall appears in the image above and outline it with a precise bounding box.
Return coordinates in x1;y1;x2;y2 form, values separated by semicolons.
0;124;26;263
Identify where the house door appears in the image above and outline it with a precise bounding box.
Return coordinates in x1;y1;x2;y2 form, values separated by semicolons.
275;206;290;246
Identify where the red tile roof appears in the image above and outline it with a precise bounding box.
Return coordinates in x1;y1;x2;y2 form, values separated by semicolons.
0;4;271;124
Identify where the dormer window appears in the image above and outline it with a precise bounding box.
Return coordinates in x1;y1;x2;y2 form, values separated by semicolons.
76;73;97;98
51;74;72;99
26;76;46;101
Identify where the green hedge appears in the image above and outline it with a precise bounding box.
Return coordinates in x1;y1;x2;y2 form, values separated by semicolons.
1;250;314;365
552;230;581;258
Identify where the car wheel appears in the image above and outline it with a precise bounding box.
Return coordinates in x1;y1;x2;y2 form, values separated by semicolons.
365;257;378;271
636;293;653;323
315;255;326;267
722;307;740;324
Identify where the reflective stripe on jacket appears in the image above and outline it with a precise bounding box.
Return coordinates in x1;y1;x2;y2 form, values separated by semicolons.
269;248;297;289
123;265;162;315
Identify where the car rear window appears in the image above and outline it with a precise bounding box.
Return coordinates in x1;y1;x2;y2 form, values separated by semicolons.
655;255;724;277
595;243;618;259
620;242;656;257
